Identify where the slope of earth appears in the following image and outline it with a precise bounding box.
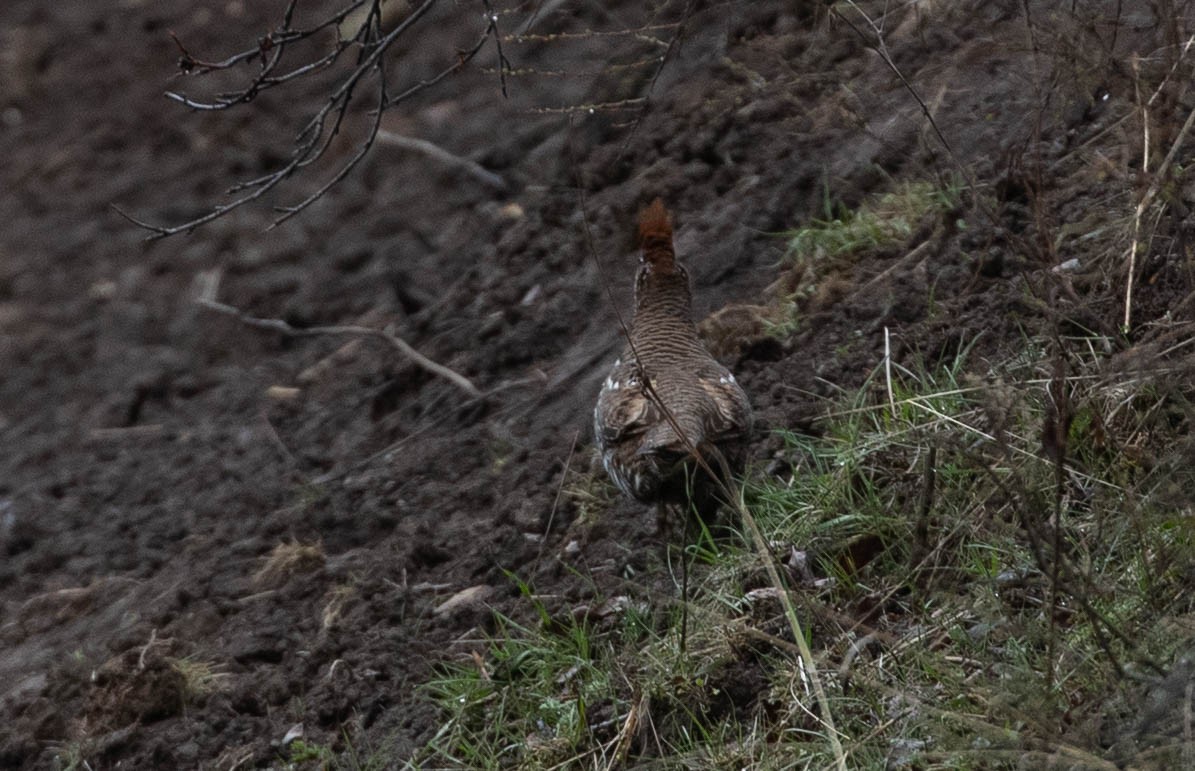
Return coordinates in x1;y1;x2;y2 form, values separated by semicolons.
1;0;1193;767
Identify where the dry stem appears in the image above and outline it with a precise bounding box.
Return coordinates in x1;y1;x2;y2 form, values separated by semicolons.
198;298;481;398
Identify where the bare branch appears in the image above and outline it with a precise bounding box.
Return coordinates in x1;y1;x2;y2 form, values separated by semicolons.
266;52;389;230
165;40;351;111
197;298;482;399
529;97;646;115
167;0;369;95
507;22;678;43
124;0;505;240
381;20;494;109
481;0;510;97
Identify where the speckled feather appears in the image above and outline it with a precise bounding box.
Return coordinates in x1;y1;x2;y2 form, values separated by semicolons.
593;199;752;510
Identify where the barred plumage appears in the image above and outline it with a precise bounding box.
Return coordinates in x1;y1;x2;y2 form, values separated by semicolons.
593;199;753;518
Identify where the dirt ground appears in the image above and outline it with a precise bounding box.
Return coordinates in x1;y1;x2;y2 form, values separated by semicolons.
2;0;1192;768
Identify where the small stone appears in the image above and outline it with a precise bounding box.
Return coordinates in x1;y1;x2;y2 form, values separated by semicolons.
88;280;118;300
176;741;200;763
512;501;543;532
520;284;542;306
497;202;524;220
265;385;302;401
744;587;784;604
787;547;814;582
573;595;637;624
478;311;504;338
0;498;13;535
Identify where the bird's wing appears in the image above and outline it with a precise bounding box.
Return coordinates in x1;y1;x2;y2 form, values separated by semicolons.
698;372;753;442
594;364;659;448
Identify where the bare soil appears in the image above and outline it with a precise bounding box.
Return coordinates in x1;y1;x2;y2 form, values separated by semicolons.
1;1;1191;767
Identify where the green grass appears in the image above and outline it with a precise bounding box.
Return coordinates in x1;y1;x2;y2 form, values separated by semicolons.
278;726;403;770
168;656;229;706
786;178;962;264
289;739;336;765
416;337;1195;769
760;177;964;345
50;742;90;771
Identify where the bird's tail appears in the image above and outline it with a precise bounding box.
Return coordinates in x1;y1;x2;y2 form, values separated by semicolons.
638;198;676;271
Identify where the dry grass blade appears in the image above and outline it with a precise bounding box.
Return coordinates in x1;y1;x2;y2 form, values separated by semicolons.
253;541;326;589
1124;103;1195;331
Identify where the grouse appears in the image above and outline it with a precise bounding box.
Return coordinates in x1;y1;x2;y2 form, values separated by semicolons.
593;199;753;521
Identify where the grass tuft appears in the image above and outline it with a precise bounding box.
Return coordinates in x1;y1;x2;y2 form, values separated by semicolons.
415;332;1195;768
786;179;961;263
562;461;620;527
168;656;229;705
254;541;327;589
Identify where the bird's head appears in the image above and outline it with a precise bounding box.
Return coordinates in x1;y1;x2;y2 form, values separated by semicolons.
634;198;691;306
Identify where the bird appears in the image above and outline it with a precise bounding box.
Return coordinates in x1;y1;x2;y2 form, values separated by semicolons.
593;198;753;526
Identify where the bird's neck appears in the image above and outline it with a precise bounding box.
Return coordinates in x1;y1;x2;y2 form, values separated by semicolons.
631;282;697;338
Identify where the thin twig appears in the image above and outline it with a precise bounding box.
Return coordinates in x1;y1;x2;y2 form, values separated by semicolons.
267;49;389;231
837;2;964;180
117;0;503;239
169;0;353;81
481;0;511;98
198;298;481;398
166;0;385;110
259;409;300;468
617;1;695;158
566;118;640;372
529;97;647;115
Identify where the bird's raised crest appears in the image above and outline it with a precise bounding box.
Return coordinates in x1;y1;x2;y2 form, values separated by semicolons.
638;197;675;272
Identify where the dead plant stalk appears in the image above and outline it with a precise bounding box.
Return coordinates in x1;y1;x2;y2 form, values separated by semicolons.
198;298;482;398
1125;35;1195;331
